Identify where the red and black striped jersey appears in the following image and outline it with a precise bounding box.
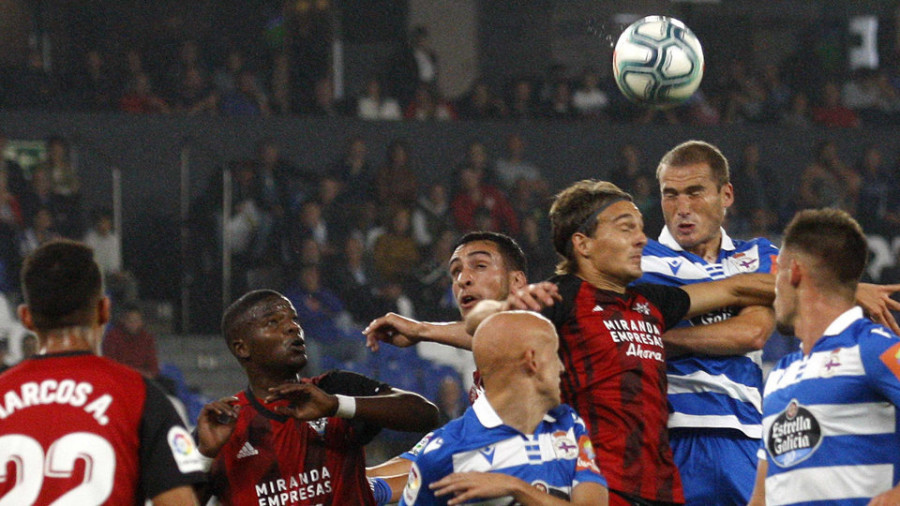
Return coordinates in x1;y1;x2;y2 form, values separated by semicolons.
208;370;389;506
0;351;205;504
542;274;691;504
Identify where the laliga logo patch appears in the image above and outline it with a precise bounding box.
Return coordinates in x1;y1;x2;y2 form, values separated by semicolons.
167;426;206;473
402;463;421;504
766;399;822;468
552;431;578;460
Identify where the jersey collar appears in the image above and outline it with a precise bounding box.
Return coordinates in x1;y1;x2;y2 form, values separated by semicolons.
822;306;864;337
472;395;557;431
658;226;735;252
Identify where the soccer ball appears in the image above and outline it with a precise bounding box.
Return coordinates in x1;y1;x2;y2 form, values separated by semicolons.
612;16;704;108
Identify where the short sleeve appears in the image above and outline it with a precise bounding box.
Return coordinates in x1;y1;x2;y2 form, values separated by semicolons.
860;327;900;407
400;431;436;461
631;283;691;331
139;378;206;499
399;439;446;506
571;414;608;489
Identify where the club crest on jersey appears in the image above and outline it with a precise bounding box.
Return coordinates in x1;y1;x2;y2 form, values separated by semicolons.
308;418;328;435
821;348;842;378
632;302;650;316
766;399;822;468
552;431;578;459
727;248;761;274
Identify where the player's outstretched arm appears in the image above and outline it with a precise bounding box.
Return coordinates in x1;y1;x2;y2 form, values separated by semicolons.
364;312;473;351
368;455;414;478
856;283;900;335
432;472;608;505
681;273;775;319
663;305;775;357
464;282;561;335
747;459;767;506
151;486;200;506
267;383;440;432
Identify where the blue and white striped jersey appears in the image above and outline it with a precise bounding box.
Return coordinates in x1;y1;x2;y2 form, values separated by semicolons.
399;396;607;505
637;227;778;437
759;307;900;505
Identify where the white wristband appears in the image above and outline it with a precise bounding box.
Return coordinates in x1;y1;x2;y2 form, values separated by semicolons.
197;452;215;472
334;394;356;419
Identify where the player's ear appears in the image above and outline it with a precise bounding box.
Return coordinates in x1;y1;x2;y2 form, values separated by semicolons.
720;182;735;208
571;233;591;258
97;297;111;327
789;258;802;287
231;337;250;360
18;304;35;331
509;270;527;290
524;348;539;374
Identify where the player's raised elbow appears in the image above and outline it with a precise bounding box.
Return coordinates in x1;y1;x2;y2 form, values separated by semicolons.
396;391;441;431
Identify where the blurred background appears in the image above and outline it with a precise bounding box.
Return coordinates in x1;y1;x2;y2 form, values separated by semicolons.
0;0;899;459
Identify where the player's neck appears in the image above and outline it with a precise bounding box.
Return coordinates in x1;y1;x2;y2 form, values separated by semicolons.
796;295;855;355
685;235;722;264
248;371;301;401
483;386;548;435
41;327;98;354
575;267;627;294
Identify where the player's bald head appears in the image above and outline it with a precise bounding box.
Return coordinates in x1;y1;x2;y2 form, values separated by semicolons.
472;311;557;377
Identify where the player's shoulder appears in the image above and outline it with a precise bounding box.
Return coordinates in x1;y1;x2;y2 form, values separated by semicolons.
731;235;779;255
643;238;679;257
545;403;585;429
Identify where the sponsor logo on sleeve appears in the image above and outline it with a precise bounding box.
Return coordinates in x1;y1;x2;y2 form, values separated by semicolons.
879;342;900;382
576;435;601;473
765;399;822;468
167;426;206;473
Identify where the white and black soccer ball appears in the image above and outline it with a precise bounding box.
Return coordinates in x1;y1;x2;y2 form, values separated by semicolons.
613;16;704;108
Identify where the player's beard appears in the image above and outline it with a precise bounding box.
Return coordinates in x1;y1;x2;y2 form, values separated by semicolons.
775;320;795;337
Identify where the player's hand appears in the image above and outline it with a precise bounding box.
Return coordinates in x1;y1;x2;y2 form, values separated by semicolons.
856;283;900;335
432;472;521;505
265;383;338;421
363;313;423;352
868;484;900;505
506;281;562;312
196;396;240;458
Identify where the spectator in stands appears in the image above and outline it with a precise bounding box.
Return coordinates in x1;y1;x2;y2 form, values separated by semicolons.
456;79;507;120
571;66;609;119
842;68;900;125
390;25;439;104
375;139;419;211
6;48;60;110
170;66;218;114
19;207;60;258
269;52;292;115
0;169;23;230
41;135;80;198
811;81;860;128
372;205;420;284
83;207;138;304
254;137;313;215
412;228;459;322
220;68;271;116
760;63;792;117
356;75;402;120
450;164;519;235
798;140;860;214
163;40;208;98
780;91;813;128
307;76;345;117
0;131;28;197
517;213;556;283
325;235;379;325
69;49;120;111
855;144;896;235
609;142;647;193
411;182;452;248
507;78;536;119
329;136;374;202
293;199;332;258
540;80;576;119
404;83;457;121
121;47;147;91
213;47;248;95
434;374;465;425
119;72;170;114
102;303;161;379
494;133;545;192
283;263;364;371
731;142;777;235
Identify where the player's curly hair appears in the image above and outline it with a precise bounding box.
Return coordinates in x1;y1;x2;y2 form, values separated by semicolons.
549;180;632;275
21;239;103;331
222;289;284;346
